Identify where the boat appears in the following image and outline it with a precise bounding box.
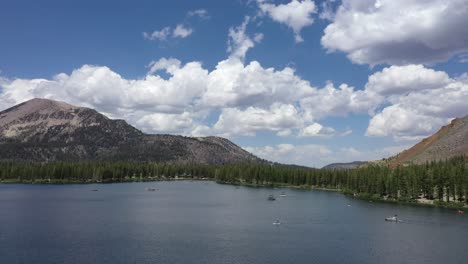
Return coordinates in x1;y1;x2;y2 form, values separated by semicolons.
146;188;156;191
385;215;398;222
273;220;281;225
457;210;464;214
268;195;276;201
91;189;98;192
279;192;286;197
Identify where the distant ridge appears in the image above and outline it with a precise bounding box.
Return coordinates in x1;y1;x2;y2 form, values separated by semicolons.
0;98;262;164
322;161;367;170
388;115;468;166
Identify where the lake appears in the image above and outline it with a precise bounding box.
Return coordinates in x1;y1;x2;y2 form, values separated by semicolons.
0;181;467;264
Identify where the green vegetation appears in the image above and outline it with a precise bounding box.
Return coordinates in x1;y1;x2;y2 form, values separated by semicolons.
0;156;466;208
0;162;216;183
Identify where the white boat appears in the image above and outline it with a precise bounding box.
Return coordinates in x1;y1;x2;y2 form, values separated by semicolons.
385;216;398;222
273;220;281;225
279;192;286;197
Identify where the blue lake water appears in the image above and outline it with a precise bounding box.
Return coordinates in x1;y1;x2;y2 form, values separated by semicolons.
0;181;467;264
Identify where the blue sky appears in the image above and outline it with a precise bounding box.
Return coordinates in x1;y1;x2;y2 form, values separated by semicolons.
1;0;467;167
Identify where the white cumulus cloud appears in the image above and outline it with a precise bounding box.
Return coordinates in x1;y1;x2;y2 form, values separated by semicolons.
321;0;468;65
257;0;317;42
147;58;182;75
211;103;307;137
299;82;379;120
136;112;195;134
365;64;450;96
227;17;263;60
201;59;311;108
299;123;336;137
173;24;193;38
143;27;171;41
365;65;468;140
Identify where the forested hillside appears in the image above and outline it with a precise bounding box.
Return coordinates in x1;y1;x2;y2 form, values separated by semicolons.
1;156;466;208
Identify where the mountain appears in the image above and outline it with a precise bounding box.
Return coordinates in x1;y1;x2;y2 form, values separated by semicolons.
388;115;468;166
322;161;367;170
0;98;261;164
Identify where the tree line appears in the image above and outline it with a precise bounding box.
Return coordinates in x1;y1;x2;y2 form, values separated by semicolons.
0;156;466;206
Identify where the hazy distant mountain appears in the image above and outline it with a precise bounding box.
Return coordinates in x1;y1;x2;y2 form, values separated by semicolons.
0;98;261;164
322;161;367;170
388;115;468;166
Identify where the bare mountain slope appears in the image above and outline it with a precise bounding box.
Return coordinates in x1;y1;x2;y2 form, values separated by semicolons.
0;98;261;164
389;115;468;166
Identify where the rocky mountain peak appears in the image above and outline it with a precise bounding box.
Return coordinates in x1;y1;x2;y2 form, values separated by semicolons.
0;98;260;165
0;98;141;143
0;98;81;127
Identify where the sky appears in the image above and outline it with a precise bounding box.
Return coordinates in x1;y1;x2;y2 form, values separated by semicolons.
0;0;467;167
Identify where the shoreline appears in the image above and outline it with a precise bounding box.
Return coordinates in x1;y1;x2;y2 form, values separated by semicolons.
0;177;210;185
216;181;468;210
1;178;466;210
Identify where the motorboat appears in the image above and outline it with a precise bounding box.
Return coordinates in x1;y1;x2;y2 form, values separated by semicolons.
385;215;398;222
273;220;281;225
146;187;156;191
268;195;276;201
279;192;287;197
